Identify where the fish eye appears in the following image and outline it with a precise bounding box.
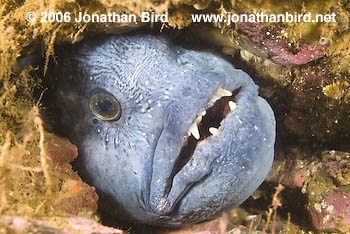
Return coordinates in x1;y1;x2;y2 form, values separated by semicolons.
89;89;121;121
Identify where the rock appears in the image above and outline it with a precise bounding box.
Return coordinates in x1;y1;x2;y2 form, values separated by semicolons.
44;133;78;167
0;215;124;233
309;191;350;232
266;150;350;232
237;22;326;66
53;178;99;215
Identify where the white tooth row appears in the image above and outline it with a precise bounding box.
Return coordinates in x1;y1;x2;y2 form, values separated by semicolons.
187;88;237;140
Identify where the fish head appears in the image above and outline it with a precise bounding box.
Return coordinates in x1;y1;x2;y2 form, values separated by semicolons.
47;33;276;226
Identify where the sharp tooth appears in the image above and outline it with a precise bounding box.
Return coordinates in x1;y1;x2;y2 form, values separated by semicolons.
209;127;220;136
189;123;200;140
195;115;202;125
217;87;232;97
228;101;237;111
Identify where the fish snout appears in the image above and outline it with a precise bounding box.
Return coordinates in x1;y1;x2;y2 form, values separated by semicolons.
146;69;275;222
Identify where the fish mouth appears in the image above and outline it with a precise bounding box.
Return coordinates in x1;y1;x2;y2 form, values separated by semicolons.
147;86;244;217
147;76;257;217
170;87;241;179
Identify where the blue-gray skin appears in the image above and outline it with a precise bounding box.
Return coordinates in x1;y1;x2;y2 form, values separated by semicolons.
48;33;276;226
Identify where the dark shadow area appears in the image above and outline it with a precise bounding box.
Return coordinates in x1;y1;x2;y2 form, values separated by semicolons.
241;181;316;232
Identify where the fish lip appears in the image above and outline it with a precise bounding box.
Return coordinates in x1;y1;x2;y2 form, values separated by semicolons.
148;68;259;216
146;74;229;215
164;86;275;220
149;82;241;214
